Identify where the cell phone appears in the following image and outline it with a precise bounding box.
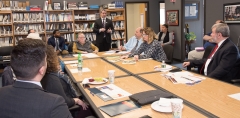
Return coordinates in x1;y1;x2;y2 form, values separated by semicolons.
139;115;152;118
115;51;120;53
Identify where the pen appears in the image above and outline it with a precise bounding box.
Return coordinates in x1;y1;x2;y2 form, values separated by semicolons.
170;76;177;83
181;76;195;82
90;92;94;96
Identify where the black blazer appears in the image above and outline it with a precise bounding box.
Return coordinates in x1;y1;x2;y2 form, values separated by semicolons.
41;73;75;108
0;81;72;118
93;18;114;44
190;38;240;82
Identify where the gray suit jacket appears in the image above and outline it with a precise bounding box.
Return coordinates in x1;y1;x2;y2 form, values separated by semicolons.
0;81;72;118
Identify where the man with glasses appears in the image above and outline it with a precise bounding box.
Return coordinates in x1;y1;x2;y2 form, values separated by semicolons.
72;33;99;54
93;9;114;51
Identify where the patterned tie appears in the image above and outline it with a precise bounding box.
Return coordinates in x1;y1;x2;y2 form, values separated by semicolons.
131;40;139;53
200;44;219;74
55;38;59;51
102;19;105;28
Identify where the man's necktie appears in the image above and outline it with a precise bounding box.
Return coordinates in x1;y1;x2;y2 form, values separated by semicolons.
200;44;219;74
130;40;139;53
55;38;59;51
102;19;105;28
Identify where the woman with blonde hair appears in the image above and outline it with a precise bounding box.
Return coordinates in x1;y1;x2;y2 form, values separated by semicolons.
122;27;167;62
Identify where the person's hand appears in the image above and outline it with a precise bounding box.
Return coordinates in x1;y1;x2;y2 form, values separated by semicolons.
161;44;164;47
100;28;106;32
134;55;139;61
183;62;190;68
118;45;123;51
93;50;98;54
81;51;88;54
121;55;129;59
107;28;112;33
74;98;88;110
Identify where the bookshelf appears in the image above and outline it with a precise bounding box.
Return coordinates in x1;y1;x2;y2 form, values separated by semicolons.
0;8;126;47
0;10;14;46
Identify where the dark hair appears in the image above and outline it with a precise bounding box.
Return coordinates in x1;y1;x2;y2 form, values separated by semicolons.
46;45;59;73
162;24;169;29
53;29;59;35
219;20;224;23
11;39;47;80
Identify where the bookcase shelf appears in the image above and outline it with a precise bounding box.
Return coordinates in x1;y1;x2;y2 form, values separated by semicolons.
45;21;73;23
75;20;95;22
12;10;44;13
0;24;12;26
13;22;44;24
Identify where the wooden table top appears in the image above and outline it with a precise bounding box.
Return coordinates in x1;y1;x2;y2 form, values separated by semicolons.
65;58;128;83
112;59;161;74
139;73;240;118
77;76;207;118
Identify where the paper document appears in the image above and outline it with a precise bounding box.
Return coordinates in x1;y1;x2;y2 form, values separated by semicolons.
165;72;206;84
96;84;132;99
228;93;240;101
70;68;91;73
82;53;99;58
64;60;78;64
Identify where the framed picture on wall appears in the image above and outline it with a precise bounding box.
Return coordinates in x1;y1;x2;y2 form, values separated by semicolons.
166;10;179;26
223;2;240;23
53;2;61;10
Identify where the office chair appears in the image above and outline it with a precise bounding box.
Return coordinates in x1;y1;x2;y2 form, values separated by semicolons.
186;46;214;73
162;45;174;64
0;46;14;65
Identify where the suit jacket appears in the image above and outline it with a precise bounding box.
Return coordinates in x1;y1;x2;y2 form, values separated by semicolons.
0;81;72;118
41;73;75;108
93;18;114;44
190;38;240;82
48;36;65;51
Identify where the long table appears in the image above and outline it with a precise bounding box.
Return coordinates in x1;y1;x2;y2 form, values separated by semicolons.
138;73;240;118
77;76;207;118
65;58;128;83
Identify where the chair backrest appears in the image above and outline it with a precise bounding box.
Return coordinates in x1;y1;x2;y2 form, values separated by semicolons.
202;46;215;59
0;46;14;56
162;45;174;64
1;66;15;87
68;42;74;53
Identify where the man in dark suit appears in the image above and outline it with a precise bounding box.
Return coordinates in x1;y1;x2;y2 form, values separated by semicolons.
93;9;114;51
183;23;240;83
0;39;72;118
48;29;69;55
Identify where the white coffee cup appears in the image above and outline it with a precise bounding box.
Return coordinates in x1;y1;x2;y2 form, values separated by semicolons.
171;98;183;118
108;70;115;84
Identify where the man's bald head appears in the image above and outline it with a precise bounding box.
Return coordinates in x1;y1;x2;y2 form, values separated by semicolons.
135;27;143;39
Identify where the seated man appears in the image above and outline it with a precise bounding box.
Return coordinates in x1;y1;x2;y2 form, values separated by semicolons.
73;33;99;54
183;23;240;83
188;20;224;60
48;30;69;55
0;39;72;118
26;32;42;40
118;27;143;53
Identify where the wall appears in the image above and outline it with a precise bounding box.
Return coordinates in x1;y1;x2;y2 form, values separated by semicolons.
185;0;204;49
205;0;240;45
165;0;185;61
126;4;141;39
18;0;164;33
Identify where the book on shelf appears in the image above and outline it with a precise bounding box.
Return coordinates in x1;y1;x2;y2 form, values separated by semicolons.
0;37;12;46
0;14;11;23
75;22;94;32
0;26;12;36
14;24;44;34
68;3;78;10
45;13;72;22
46;23;73;32
13;12;44;22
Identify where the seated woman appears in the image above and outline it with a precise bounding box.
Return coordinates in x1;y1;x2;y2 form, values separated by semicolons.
73;33;99;54
121;27;167;62
41;45;94;118
157;24;173;46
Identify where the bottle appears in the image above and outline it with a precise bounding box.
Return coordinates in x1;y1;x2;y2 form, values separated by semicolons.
161;60;166;68
77;53;83;75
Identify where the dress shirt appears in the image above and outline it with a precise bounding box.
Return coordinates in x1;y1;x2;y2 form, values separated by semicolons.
204;38;226;75
16;79;42;87
124;36;143;51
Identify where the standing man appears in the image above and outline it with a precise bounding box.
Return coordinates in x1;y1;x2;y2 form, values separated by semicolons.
48;30;69;55
183;23;240;82
118;27;143;53
93;9;114;51
0;39;72;118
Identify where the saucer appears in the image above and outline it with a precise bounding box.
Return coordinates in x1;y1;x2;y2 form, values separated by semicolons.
151;101;172;113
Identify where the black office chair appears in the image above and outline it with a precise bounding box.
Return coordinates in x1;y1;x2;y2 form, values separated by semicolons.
0;46;14;65
186;46;214;73
162;45;174;64
68;41;74;53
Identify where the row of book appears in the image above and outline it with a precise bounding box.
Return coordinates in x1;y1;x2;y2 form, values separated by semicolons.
113;21;124;29
13;13;44;22
45;23;73;32
111;31;125;40
45;13;73;22
0;37;13;46
0;1;30;10
74;13;100;20
75;23;94;32
14;24;44;34
0;14;11;23
0;26;12;35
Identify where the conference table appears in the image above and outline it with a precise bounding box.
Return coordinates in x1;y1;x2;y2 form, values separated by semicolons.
62;51;240;118
77;76;207;118
65;58;128;83
138;73;240;118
